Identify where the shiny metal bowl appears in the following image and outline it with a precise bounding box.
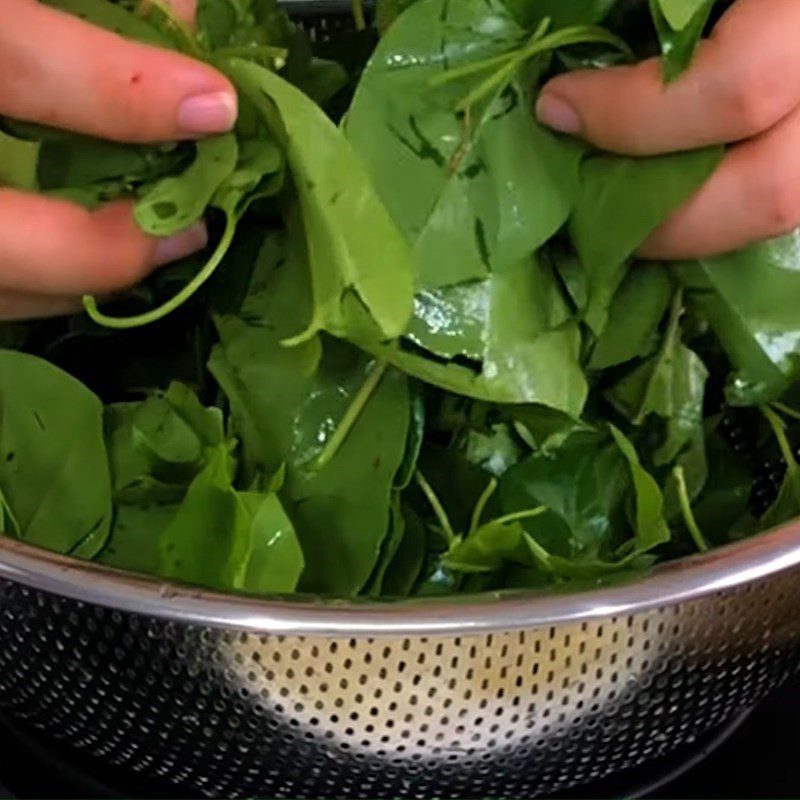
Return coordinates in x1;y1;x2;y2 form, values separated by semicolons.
0;521;799;798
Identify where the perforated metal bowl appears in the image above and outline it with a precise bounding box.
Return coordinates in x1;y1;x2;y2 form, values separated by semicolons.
0;522;800;799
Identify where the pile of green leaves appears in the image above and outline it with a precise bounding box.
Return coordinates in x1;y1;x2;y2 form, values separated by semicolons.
0;0;797;599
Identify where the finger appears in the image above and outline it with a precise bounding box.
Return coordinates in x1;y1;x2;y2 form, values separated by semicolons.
0;0;236;142
0;191;208;295
639;104;800;259
0;291;81;321
536;0;800;155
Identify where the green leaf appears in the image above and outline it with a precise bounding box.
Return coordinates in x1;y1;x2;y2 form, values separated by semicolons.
589;264;672;370
196;0;240;49
688;429;750;544
0;131;39;191
238;491;304;594
97;503;179;576
374;256;588;412
512;404;588;453
380;503;427;596
609;425;671;550
105;382;225;503
211;230;411;596
612;342;708;465
135;135;239;237
394;389;425;490
225;58;415;345
606;294;709;465
445;521;534;574
465;423;523;478
675;232;800;406
375;0;419;33
571;146;722;334
444;519;652;583
0;351;112;558
347;0;584;288
209;227;322;480
84;135;283;329
159;444;303;594
499;430;629;559
362;493;407;596
158;445;249;590
657;0;711;31
38;136;188;196
649;0;715;81
212;137;284;217
283;345;410;596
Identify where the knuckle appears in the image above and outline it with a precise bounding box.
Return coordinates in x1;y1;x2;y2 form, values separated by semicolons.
722;68;785;133
759;173;800;236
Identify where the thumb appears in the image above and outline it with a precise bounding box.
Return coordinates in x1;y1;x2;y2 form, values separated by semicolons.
534;0;800;156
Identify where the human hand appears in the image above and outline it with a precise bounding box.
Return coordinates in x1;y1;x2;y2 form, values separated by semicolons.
536;0;800;260
0;0;236;320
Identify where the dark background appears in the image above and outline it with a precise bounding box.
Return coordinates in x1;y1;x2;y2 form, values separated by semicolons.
0;676;797;799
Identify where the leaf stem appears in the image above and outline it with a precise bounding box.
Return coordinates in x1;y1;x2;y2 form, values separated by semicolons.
312;360;389;471
0;486;20;538
453;25;631;111
762;404;800;506
469;477;498;535
772;401;800;423
415;469;456;544
429;17;551;88
351;0;367;31
490;506;548;528
673;465;708;553
83;212;237;330
523;532;553;570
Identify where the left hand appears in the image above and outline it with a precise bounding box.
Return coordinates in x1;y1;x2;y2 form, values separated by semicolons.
0;0;233;321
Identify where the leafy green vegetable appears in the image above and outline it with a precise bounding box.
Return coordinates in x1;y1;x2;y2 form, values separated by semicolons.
210;228;411;595
3;0;796;601
676;232;800;406
159;442;303;594
226;58;415;345
589;265;672;370
606;291;709;465
649;0;715;81
134;135;239;236
656;0;711;31
570;147;723;334
0;350;111;558
609;425;671;550
0;131;39;190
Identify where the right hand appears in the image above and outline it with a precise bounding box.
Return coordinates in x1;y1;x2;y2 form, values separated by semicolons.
0;0;237;320
536;0;800;261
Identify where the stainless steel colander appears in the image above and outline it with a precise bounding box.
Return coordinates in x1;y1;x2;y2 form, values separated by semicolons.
0;521;799;799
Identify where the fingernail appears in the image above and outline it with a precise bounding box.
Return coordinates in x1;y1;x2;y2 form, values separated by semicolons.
178;91;238;135
536;93;581;135
153;222;209;267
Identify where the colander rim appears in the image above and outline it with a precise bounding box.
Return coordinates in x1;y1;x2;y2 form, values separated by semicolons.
0;519;798;635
